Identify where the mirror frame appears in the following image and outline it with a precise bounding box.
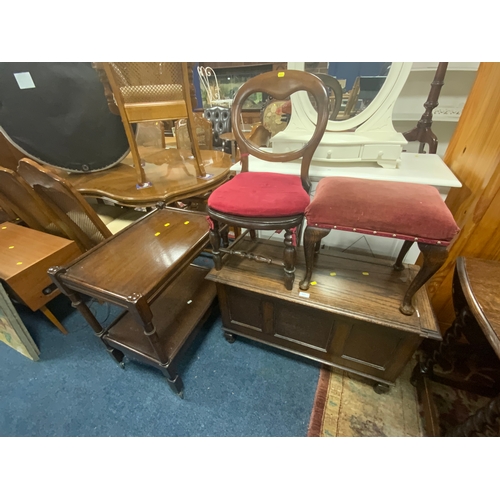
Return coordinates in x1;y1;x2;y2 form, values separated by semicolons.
287;62;412;132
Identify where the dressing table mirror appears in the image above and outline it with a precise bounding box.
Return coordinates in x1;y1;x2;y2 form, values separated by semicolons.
272;62;412;168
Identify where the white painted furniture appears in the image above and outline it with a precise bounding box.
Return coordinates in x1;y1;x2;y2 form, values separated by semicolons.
272;62;413;169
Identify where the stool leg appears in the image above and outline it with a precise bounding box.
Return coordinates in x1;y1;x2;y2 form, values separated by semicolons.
394;240;414;271
400;243;448;315
283;228;296;290
300;226;331;290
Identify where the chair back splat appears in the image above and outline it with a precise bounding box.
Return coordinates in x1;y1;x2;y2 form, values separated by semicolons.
231;70;329;193
206;69;329;290
0;166;65;236
17;158;112;252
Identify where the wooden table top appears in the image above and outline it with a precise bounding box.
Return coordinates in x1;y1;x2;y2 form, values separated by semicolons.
47;147;232;207
457;256;500;357
59;207;210;304
0;222;76;280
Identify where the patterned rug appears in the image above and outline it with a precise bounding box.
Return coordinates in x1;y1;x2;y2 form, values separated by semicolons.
308;359;493;437
308;362;423;437
427;380;491;435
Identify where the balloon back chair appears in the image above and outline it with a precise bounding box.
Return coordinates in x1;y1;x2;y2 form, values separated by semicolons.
206;69;329;290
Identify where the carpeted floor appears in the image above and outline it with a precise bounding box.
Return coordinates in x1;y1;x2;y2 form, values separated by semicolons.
0;291;321;437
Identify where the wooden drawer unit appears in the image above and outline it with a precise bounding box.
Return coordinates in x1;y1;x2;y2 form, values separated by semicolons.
208;238;441;392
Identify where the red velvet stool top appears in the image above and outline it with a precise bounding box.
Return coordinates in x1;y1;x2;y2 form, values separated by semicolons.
305;177;460;246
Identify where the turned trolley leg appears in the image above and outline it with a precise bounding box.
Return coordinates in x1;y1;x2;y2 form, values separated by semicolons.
162;367;184;398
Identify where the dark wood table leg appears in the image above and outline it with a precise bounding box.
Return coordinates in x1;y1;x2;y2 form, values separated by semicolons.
403;62;448;154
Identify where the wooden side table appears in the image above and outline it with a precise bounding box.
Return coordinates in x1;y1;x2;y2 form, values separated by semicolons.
48;206;217;397
413;257;500;436
0;222;81;334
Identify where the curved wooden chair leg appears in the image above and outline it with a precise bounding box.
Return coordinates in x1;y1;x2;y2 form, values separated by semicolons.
394;240;414;271
299;226;331;290
400;242;448;316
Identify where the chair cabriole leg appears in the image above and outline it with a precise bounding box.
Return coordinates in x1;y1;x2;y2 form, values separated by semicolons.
300;226;331;290
393;240;414;271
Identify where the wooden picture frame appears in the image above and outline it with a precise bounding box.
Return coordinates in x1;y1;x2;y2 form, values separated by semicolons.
0;282;39;361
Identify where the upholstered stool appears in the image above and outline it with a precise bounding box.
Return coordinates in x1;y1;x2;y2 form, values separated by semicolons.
299;177;460;315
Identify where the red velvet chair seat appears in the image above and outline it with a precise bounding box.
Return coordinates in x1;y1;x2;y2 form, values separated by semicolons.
208;171;311;218
306;177;460;245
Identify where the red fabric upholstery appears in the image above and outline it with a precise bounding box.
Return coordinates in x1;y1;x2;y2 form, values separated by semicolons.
208;172;310;218
306;177;460;245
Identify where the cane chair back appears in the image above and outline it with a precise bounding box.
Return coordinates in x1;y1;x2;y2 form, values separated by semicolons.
0;166;64;235
175;115;213;151
17;159;112;252
97;62;206;182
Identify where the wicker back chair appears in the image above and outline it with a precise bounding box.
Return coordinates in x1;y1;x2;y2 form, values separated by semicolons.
175;115;213;151
95;62;207;185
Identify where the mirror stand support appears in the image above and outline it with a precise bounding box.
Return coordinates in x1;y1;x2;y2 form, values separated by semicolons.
403;62;448;154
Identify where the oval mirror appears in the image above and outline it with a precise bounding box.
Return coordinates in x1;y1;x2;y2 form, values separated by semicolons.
287;62;410;132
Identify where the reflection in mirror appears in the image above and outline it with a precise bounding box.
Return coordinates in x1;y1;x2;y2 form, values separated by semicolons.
242;91;314;153
304;62;391;121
